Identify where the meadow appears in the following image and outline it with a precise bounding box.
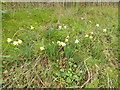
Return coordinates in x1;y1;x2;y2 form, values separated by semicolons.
2;3;119;88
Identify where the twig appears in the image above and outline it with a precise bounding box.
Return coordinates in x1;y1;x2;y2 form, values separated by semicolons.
58;46;63;52
80;77;92;88
24;54;42;74
95;64;99;75
80;57;91;88
34;71;46;87
27;76;37;88
107;73;111;88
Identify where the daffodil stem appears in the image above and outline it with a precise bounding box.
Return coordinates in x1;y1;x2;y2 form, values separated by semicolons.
58;47;63;52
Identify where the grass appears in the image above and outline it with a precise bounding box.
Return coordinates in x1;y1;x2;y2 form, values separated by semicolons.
2;5;119;88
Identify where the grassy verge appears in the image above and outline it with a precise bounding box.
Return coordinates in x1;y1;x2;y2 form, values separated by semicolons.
2;5;118;88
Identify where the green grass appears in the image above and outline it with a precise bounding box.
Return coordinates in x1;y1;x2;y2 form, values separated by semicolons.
2;5;118;88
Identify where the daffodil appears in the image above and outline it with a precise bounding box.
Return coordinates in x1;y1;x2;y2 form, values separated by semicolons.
64;25;67;29
66;35;69;38
89;36;93;39
65;38;68;42
90;32;93;34
57;41;61;45
103;29;107;32
52;41;54;44
81;17;84;20
85;34;89;37
30;26;34;29
75;39;79;43
18;39;22;44
89;21;92;23
13;41;18;46
96;24;99;27
7;38;12;43
58;26;62;29
60;42;66;47
40;47;45;51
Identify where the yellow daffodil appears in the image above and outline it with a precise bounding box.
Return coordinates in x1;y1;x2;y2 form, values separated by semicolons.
85;34;89;37
65;38;68;42
103;29;107;32
89;36;93;39
40;47;45;51
64;26;67;29
66;35;69;38
90;32;94;34
96;24;99;27
58;26;62;29
81;17;84;20
7;38;12;43
13;41;18;46
57;41;61;45
30;26;34;29
60;42;66;47
75;39;79;43
18;39;22;44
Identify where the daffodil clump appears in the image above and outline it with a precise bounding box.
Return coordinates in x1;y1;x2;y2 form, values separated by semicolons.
60;42;66;47
7;38;22;46
57;41;66;47
58;24;67;30
13;39;23;46
85;31;94;39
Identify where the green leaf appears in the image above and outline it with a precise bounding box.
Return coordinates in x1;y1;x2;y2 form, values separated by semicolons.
66;77;72;83
2;56;11;58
